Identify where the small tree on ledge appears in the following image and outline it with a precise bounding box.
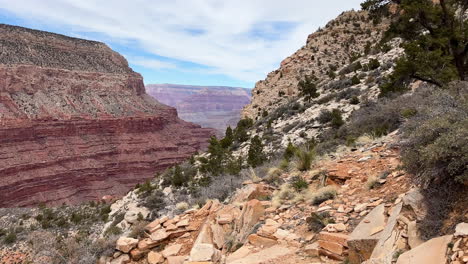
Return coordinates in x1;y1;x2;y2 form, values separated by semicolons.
298;75;320;102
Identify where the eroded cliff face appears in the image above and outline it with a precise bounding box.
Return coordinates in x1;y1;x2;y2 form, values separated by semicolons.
242;11;388;119
0;24;214;207
147;84;251;134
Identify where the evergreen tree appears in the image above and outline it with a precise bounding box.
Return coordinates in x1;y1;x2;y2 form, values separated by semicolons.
247;135;266;167
171;165;184;187
207;136;224;175
362;0;468;95
220;126;233;149
298;75;320;102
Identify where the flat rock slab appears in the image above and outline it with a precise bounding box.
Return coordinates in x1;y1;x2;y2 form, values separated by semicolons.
396;235;453;264
348;204;385;264
227;245;293;264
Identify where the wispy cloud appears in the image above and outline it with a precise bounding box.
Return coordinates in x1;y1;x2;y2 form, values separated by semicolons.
0;0;363;85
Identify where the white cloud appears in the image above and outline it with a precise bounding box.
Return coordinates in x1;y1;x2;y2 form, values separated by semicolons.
127;56;177;70
0;0;363;83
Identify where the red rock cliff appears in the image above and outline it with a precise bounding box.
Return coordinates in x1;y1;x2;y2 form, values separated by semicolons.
0;24;214;207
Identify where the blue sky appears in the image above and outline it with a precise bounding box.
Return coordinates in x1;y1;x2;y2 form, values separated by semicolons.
0;0;363;88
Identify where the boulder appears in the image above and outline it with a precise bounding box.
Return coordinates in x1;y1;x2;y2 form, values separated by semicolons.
402;188;426;220
369;203;403;264
234;199;265;243
162;244;182;258
454;222;468;237
116;237;138;253
147;251;164;264
396;235;453;264
150;229;169;242
189;243;220;262
248;234;277;248
347;204;385;264
407;221;423;249
231;184;270;204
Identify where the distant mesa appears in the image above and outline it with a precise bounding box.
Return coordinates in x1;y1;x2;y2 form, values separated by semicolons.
146;84;252;135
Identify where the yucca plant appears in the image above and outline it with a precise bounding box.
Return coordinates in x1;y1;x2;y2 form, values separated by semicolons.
294;148;316;171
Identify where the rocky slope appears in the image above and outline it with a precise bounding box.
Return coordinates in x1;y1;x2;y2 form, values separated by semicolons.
99;133;468;264
0;24;214;207
242;10;389;120
147;84;251;134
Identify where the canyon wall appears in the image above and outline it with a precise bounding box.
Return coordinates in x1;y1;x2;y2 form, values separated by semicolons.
0;24;214;207
146;84;251;134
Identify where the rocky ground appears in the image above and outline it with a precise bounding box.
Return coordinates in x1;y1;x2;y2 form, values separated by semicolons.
66;132;465;264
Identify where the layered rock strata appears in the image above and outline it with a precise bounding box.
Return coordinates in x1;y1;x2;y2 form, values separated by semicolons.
0;24;214;207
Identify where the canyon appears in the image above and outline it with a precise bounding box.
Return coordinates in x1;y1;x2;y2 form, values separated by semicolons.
146;84;251;134
0;24;214;207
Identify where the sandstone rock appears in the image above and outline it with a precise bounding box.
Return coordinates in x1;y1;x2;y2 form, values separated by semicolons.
166;256;187;264
176;219;189;227
189;243;219;262
217;214;234;224
319;232;350;246
354;203;368;213
146;219;161;233
226;245;253;263
348;204;385;264
369;203;403;264
227;245;293;264
150;229;169;242
318;240;345;255
147;251;164;264
162;244;182;258
116;237;138;253
138;238;159;250
110;254;130;264
234;199;265;243
407;221;423;249
304;242;320;257
129;248;146;261
248;234;277;248
402;188;426;220
396;235;453;264
231;184;270;204
211;223;225;249
455;222;468;237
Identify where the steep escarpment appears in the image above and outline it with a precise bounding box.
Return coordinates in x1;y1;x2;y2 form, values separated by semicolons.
147;84;251;134
242;10;389;119
0;24;214;207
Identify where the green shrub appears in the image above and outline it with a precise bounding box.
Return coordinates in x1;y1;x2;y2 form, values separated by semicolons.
291;176;308;191
351;75;361;85
401;84;468;186
330;109;344;129
3;232;16;244
350;96;360;105
295;148;315;171
311;186;337;205
400;82;468;238
400;108;417;118
367;58;380;70
306;212;335;232
283;142;297;161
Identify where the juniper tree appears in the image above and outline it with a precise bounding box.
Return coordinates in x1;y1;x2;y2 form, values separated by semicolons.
298;75;320;102
362;0;468;95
